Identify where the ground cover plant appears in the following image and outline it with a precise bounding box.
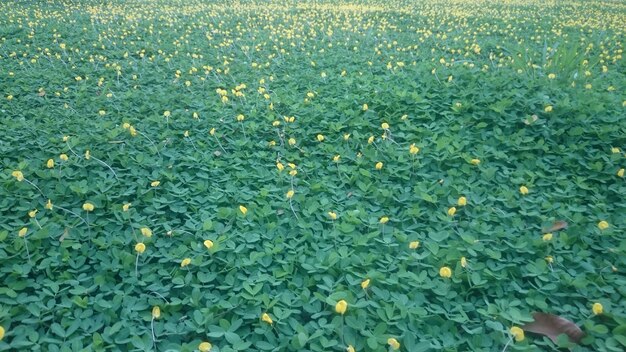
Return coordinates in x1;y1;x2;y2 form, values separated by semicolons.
0;0;625;350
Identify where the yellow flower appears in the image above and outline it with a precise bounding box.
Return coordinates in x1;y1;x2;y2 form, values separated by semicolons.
18;227;28;237
380;216;389;224
387;338;400;350
461;257;467;268
286;190;295;199
289;170;298;177
335;300;348;315
123;123;131;129
317;134;325;142
409;241;420;249
381;122;389;129
123;203;131;212
544;105;553;113
85;150;91;160
288;163;296;170
447;207;456;216
60;154;69;161
457;197;467;206
439;266;452;278
181;258;192;267
163;111;171;118
239;205;248;215
519;186;529;195
184;131;189;137
198;342;212;352
612;147;621;154
333;155;341;163
0;326;4;340
152;306;161;319
276;162;284;171
209;128;216;136
618;168;624;177
151;180;160;187
543;233;553;241
45;199;53;210
129;126;137;136
548;73;556;79
12;170;24;181
470;159;480;165
362;103;368;111
598;221;609;230
28;209;38;218
409;143;419;154
193;112;199;119
343;133;351;141
375;162;383;170
545;256;554;264
83;202;95;212
261;313;273;325
510;326;525;342
328;211;337;220
236;114;245;122
135;242;146;254
204;240;214;249
361;279;370;290
592;302;603;315
141;227;153;237
367;136;375;144
98;110;106;116
47;159;55;168
346;345;355;352
63;135;70;142
288;138;296;146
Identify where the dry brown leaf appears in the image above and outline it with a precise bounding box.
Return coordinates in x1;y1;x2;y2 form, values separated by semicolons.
542;220;568;234
521;312;584;343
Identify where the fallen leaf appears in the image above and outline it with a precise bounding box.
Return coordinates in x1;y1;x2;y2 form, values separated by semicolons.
59;228;70;242
521;312;584;343
542;220;568;234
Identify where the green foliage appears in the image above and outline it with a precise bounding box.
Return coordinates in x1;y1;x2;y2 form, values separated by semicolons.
0;0;625;351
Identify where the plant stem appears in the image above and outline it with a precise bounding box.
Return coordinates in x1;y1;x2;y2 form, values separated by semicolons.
54;205;88;226
214;135;227;153
151;317;157;351
138;130;161;157
135;254;140;277
92;155;119;180
24;238;31;263
289;199;299;220
24;179;44;197
501;336;512;352
340;315;345;347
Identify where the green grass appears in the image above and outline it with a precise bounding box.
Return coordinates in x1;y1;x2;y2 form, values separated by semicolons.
0;0;625;351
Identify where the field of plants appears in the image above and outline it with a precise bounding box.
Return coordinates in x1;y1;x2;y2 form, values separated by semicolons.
0;0;625;350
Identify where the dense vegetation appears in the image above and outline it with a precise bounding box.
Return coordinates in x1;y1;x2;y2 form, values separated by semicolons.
0;0;625;351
